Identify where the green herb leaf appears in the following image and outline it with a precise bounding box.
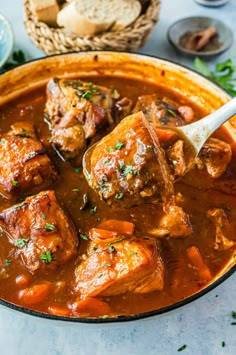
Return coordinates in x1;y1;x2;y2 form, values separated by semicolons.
130;251;137;256
102;315;109;319
193;57;236;97
90;206;97;215
5;259;11;265
14;238;29;248
98;175;108;186
109;238;124;245
232;311;236;319
114;141;125;150
74;167;80;173
12;180;19;186
0;50;27;73
42;213;46;220
104;263;111;267
167;109;176;117
82;91;92;100
177;345;187;352
80;234;88;240
108;245;115;253
43;223;56;231
40;250;55;263
16;128;30;138
193;57;212;77
115;192;124;200
98;273;103;278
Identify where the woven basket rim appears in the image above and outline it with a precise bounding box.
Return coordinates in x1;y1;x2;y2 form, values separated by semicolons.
24;0;161;54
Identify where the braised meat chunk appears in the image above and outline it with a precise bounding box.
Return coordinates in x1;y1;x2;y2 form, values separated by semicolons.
75;236;164;297
0;191;78;273
0;122;57;198
133;94;192;128
197;138;232;178
45;78;131;158
207;208;235;250
149;205;192;238
83;111;174;205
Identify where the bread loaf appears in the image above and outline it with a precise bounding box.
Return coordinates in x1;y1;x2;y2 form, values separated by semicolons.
57;0;142;36
57;0;116;36
30;0;59;27
112;0;142;31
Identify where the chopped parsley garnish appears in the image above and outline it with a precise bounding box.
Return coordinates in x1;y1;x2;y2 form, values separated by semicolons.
177;345;187;352
102;315;109;319
93;247;99;252
12;180;19;186
219;223;224;228
98;175;108;186
5;259;11;265
108;245;115;253
40;250;55;263
123;164;134;176
104;263;111;267
111;88;119;98
232;311;236;319
98;273;103;278
72;188;79;192
90;206;97;215
43;223;56;231
88;82;93;90
108;146;114;153
42;213;46;220
82;91;92;100
167;109;176;117
14;238;29;248
1;138;6;144
109;238;124;245
130;251;137;257
102;158;110;164
16;128;30;138
74;167;80;173
80;234;88;241
115;192;124;200
114;141;125;150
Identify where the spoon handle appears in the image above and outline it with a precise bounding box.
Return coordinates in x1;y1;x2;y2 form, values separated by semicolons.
179;97;236;154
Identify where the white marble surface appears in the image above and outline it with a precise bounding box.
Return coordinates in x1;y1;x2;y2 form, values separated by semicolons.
0;1;236;354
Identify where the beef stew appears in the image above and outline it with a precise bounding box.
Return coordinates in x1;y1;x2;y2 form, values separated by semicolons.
0;75;236;319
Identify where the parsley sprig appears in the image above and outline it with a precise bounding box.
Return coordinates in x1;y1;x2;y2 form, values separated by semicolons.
193;57;236;96
0;50;27;73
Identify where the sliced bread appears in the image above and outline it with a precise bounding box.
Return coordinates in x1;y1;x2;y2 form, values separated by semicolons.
57;0;117;36
30;0;59;27
112;0;142;31
57;0;142;36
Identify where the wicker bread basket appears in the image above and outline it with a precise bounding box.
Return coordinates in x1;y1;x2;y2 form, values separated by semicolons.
24;0;161;55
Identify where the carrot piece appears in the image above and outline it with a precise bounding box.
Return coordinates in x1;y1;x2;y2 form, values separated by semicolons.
73;297;111;317
89;228;118;240
98;219;135;235
15;274;31;287
18;283;50;305
155;128;178;142
48;305;71;316
186;246;212;281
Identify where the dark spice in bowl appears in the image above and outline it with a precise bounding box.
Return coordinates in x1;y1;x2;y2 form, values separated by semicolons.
179;27;222;52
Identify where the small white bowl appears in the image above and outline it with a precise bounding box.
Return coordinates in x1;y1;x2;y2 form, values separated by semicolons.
0;13;14;68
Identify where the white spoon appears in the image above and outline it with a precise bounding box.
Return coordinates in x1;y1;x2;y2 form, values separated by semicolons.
176;97;236;156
